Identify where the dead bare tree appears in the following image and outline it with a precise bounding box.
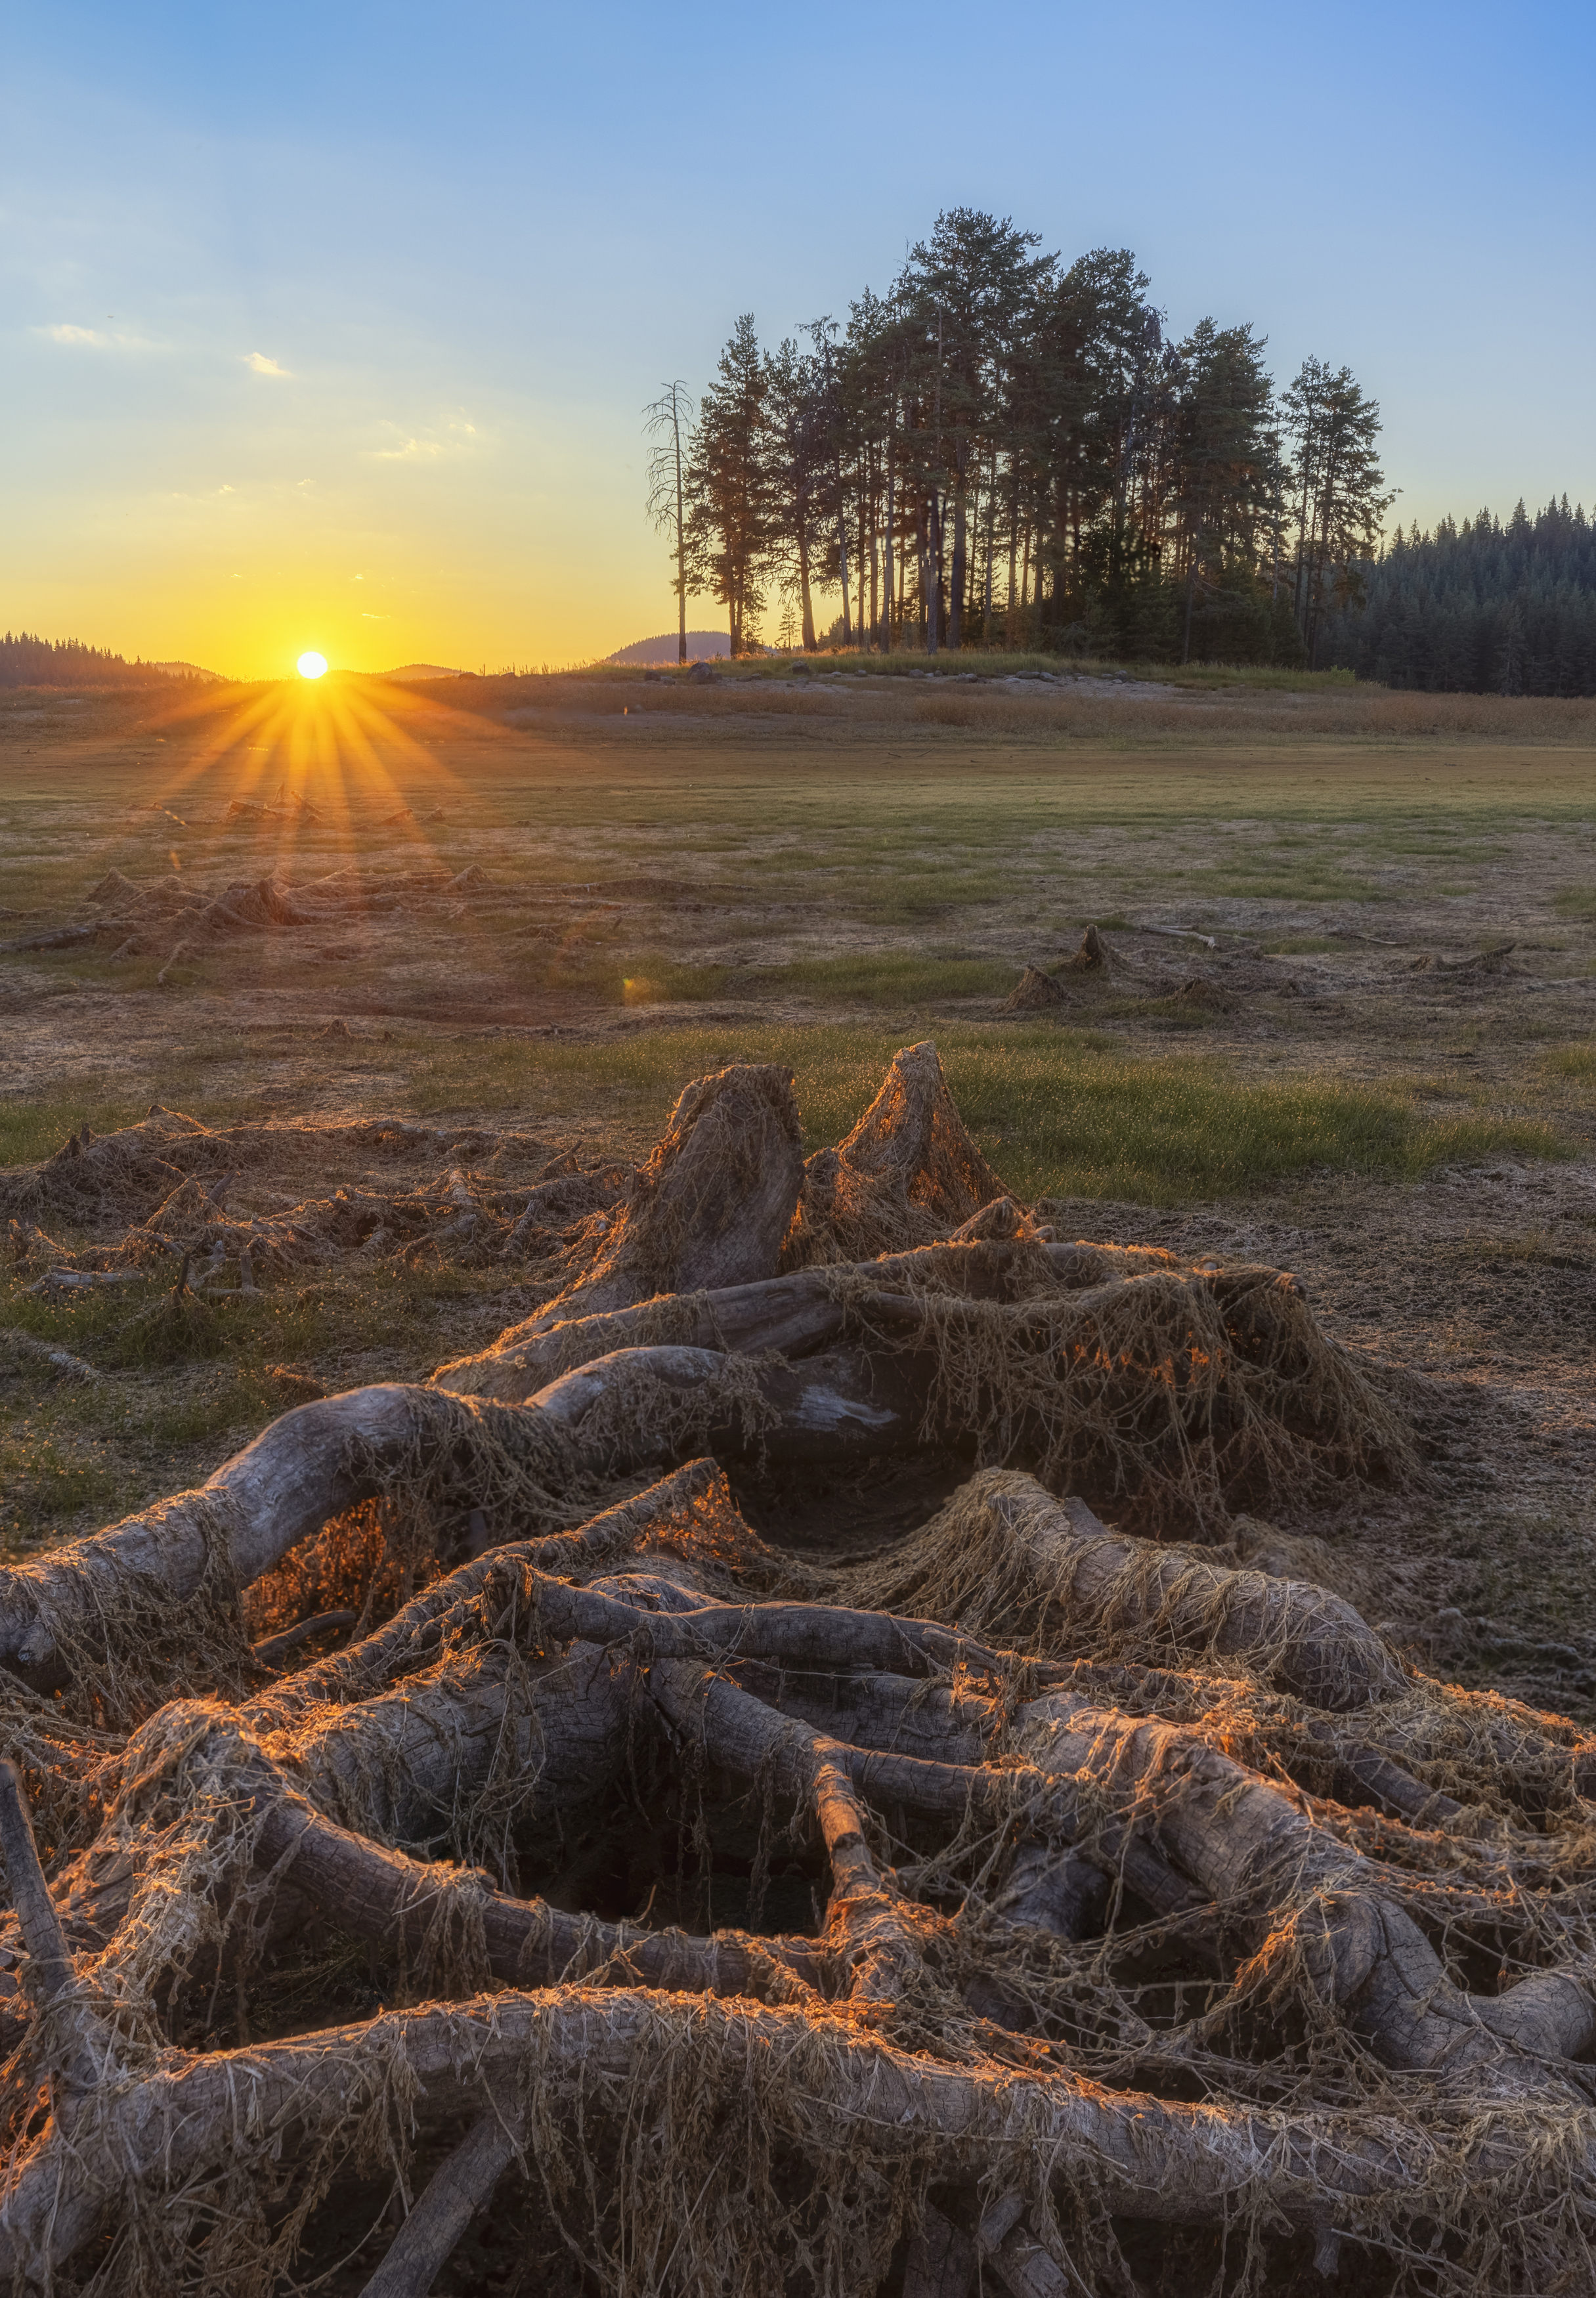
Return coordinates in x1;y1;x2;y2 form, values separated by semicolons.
644;381;696;667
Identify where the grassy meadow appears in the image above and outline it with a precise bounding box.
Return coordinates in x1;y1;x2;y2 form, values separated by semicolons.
3;659;1596;1565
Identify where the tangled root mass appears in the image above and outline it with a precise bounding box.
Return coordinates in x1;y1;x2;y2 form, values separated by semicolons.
0;1045;1585;2297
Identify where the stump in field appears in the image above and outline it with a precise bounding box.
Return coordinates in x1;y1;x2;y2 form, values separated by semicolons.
1064;923;1108;972
1003;965;1066;1012
0;1047;1588;2297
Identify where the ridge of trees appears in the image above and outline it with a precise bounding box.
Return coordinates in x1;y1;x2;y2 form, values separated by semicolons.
0;633;215;691
1322;496;1596;695
646;211;1391;667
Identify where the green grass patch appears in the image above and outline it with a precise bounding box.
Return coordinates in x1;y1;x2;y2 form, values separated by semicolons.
756;953;1014;1003
1192;868;1383;905
403;1024;1569;1203
515;949;1019;1008
1546;1046;1596;1083
0;1094;150;1168
0;1420;124;1548
1552;889;1596;922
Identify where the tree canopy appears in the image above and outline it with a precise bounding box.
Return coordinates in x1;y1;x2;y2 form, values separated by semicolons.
1322;496;1596;695
658;209;1390;666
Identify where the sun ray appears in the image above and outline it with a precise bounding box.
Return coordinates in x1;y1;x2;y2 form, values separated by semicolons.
94;670;530;901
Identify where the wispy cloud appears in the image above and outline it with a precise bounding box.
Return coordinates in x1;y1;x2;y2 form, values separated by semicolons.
366;413;482;463
370;435;444;462
39;322;161;352
245;351;291;377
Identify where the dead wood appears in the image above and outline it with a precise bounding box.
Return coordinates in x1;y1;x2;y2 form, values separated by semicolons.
356;2110;519;2297
0;1103;550;1227
0;1328;98;1382
781;1040;1007;1267
849;1470;1408;1709
1002;965;1066;1012
518;1061;806;1328
1;1053;1590;2294
1;1439;1594;2289
1063;922;1108;971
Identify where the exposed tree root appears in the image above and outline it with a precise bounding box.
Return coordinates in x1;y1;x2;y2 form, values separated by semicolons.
0;1050;1584;2293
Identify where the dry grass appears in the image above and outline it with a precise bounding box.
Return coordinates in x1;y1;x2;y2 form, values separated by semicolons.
467;664;1596;745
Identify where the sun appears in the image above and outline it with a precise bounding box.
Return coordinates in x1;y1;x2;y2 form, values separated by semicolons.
297;651;328;680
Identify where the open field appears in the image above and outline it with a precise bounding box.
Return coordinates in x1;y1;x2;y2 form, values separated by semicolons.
4;661;1596;1716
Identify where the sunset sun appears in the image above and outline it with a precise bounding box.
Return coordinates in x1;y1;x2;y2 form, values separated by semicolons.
296;650;328;679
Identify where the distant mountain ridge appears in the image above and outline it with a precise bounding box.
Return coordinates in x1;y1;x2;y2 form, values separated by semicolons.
374;662;467;682
608;630;731;666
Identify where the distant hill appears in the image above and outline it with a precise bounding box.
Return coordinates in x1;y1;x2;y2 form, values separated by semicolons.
0;633;226;689
608;630;731;666
376;662;467;682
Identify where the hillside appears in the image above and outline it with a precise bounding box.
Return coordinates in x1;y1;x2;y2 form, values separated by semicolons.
608;630;731;665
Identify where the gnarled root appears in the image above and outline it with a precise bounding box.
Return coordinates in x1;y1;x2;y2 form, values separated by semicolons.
3;1509;1596;2291
0;1053;1582;2295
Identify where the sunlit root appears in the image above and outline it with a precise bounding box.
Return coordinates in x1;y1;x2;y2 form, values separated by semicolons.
781;1039;1008;1267
517;1060;808;1328
852;1469;1408;1709
1;1451;1595;2291
2;1049;1584;2295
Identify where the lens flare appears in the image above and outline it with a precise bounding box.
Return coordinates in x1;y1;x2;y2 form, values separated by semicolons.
297;651;328;679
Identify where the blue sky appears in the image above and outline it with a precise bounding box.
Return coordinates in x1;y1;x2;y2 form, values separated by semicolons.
5;0;1593;674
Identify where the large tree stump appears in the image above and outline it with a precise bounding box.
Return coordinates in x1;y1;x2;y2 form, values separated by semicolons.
0;1049;1576;2296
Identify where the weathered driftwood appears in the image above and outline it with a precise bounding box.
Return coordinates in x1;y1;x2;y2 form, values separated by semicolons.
0;1345;933;1692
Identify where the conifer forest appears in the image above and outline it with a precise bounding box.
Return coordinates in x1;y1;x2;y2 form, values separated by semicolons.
648;209;1391;669
653;207;1596;695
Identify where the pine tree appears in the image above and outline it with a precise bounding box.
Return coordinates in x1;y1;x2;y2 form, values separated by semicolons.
685;316;771;657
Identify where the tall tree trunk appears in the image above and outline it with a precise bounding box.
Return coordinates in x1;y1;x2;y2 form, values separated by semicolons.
882;401;896;655
798;510;817;654
672;397;687;667
838;466;852;645
1007;486;1019;618
1306;435;1342;668
1293;446;1315;637
869;499;879;651
949;443;967;651
916;496;927;648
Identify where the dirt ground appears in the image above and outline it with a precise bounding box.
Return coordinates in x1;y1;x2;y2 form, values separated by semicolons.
3;666;1595;1718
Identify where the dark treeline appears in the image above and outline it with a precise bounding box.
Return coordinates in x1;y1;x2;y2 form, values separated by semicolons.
1322;498;1596;695
645;209;1391;664
0;633;188;690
